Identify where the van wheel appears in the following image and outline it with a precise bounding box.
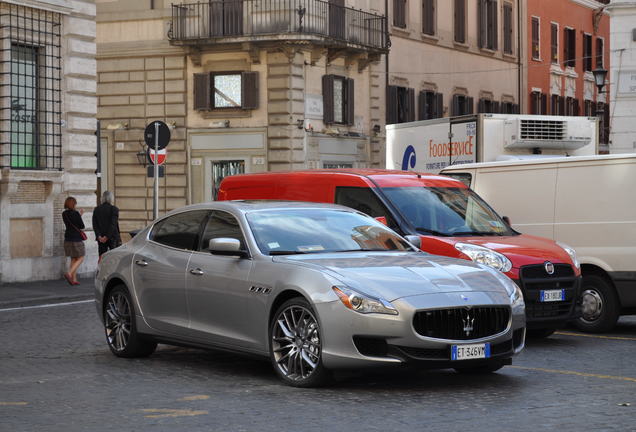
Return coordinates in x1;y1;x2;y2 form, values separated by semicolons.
574;275;620;333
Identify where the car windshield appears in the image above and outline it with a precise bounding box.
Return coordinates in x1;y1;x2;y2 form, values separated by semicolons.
246;209;413;255
381;187;516;237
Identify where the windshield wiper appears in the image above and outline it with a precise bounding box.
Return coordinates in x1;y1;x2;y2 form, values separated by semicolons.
415;227;451;236
338;248;401;252
268;250;310;256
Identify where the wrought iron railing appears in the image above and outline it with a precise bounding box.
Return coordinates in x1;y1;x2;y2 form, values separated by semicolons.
169;1;389;51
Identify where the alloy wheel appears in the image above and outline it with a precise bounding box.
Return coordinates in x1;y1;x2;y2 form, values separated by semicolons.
271;305;321;381
105;291;132;352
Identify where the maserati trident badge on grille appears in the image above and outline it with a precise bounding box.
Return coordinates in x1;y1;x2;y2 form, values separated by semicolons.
462;309;475;337
544;261;555;275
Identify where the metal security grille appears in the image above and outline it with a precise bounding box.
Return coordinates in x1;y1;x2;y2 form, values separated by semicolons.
519;119;566;141
0;4;62;170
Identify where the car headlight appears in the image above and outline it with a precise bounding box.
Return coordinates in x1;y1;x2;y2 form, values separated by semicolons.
454;243;513;273
509;283;524;308
557;241;580;270
332;286;398;316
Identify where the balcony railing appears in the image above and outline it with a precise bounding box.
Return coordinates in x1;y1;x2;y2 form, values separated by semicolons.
169;1;389;51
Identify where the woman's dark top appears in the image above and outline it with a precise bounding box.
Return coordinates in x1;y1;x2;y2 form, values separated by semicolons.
62;210;85;242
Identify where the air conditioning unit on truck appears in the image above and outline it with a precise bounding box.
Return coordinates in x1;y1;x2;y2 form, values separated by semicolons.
386;114;599;173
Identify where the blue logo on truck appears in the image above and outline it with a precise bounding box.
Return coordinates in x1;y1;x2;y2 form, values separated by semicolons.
402;145;416;170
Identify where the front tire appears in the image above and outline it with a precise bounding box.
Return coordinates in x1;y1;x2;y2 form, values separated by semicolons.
104;285;157;358
269;297;331;387
574;275;620;333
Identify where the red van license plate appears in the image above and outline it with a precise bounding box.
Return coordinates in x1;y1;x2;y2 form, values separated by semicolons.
540;289;565;302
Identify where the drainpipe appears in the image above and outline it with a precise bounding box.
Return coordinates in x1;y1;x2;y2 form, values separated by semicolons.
385;0;389;118
517;0;522;112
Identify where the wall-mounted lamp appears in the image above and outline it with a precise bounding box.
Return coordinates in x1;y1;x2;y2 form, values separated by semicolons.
372;124;381;135
136;150;148;167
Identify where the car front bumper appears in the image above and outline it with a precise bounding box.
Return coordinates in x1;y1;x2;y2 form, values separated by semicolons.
316;290;525;369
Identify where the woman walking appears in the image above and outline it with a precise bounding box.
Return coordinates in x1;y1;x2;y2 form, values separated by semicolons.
62;196;86;285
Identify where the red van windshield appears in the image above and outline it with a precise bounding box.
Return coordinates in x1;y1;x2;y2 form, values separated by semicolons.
381;187;516;237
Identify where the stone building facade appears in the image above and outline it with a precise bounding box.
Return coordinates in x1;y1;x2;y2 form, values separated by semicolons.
96;0;388;233
0;0;97;283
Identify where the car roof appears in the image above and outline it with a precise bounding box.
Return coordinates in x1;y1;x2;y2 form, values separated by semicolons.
221;169;466;188
162;200;358;217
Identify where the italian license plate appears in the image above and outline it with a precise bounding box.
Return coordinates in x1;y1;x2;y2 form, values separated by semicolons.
540;289;565;302
451;343;491;361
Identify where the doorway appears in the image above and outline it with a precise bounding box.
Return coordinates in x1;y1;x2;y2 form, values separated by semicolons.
210;159;245;200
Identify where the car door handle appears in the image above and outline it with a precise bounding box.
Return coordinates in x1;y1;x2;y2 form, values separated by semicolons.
135;260;149;267
189;268;204;276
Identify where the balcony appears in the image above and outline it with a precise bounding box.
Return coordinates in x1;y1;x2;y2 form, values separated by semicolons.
168;0;389;53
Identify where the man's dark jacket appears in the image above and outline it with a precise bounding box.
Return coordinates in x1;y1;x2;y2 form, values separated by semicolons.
92;202;121;244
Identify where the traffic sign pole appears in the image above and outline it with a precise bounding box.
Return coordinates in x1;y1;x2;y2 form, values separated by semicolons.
153;121;159;220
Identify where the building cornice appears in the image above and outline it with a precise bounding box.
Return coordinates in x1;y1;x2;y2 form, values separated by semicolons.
570;0;611;12
2;0;72;15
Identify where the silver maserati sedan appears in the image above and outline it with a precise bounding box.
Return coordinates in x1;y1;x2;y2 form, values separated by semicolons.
95;201;526;387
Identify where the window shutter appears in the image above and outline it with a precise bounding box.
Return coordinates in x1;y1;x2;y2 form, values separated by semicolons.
558;96;565;115
451;94;460;116
386;85;398;124
477;98;485;113
346;78;355;125
573;99;580;116
540;93;547;115
455;0;465;43
418;91;426;120
513;103;519;114
193;73;212;111
241;71;259;109
492;0;498;50
435;93;444;118
407;88;416;122
493;101;500;114
478;0;486;48
323;75;335;124
466;96;474;114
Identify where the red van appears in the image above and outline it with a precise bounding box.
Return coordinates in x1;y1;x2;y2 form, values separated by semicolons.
218;169;582;337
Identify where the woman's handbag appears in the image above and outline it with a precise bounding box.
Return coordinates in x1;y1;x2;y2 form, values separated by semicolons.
63;212;87;241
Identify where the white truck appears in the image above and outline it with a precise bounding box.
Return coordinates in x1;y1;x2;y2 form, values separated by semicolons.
386;114;599;173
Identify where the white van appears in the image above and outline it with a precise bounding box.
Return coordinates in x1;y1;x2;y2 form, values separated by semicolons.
441;154;636;332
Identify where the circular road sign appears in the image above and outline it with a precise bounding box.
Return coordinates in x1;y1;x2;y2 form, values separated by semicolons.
144;121;171;150
147;148;167;166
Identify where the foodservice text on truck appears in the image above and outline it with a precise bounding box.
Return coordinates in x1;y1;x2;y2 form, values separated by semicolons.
441;154;636;332
219;169;583;338
386;114;598;173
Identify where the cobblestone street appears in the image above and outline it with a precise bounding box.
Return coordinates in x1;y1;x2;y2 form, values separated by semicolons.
1;300;635;431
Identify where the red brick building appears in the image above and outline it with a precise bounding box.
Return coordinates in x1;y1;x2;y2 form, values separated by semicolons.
526;0;610;149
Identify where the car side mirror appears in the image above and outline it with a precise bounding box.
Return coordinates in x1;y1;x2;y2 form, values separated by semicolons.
404;235;422;249
502;216;511;226
374;216;388;226
208;238;247;257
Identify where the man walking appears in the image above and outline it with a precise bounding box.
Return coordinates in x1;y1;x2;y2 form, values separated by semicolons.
93;191;121;261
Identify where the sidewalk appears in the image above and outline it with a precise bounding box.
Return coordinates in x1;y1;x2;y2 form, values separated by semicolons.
0;277;94;309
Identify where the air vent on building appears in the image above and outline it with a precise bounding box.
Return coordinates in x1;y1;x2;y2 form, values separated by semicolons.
519;120;566;140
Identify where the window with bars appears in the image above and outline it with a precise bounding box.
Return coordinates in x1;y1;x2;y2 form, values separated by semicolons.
583;34;593;72
530;91;547;115
596;37;604;69
584;100;595;117
478;0;498;50
501;101;519;114
503;3;513;54
0;5;62;170
454;0;466;43
477;98;500;113
422;0;435;36
531;17;540;60
565;97;580;116
564;28;576;68
551;23;558;64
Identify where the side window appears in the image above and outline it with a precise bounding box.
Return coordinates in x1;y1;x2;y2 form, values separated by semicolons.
151;211;208;250
442;173;472;187
199;211;246;251
335;187;397;229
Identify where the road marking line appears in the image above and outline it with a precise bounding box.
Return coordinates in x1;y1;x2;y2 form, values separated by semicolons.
511;366;636;383
555;331;636;341
0;402;28;406
0;299;94;313
178;395;210;401
140;409;208;418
